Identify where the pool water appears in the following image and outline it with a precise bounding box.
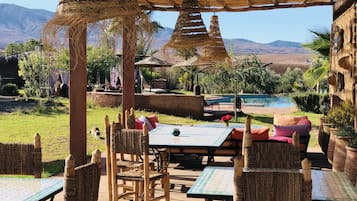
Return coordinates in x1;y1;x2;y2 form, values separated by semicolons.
206;94;295;108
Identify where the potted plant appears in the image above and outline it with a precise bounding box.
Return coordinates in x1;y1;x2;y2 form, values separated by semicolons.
344;136;357;185
326;100;354;170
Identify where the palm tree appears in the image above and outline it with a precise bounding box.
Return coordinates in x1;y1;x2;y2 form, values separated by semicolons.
108;11;163;56
302;30;330;92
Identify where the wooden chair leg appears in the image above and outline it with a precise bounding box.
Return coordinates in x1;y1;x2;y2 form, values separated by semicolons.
134;181;139;201
150;180;156;198
164;174;170;201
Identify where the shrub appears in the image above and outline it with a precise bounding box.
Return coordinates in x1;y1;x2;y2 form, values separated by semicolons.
0;83;18;96
292;93;329;113
326;100;354;129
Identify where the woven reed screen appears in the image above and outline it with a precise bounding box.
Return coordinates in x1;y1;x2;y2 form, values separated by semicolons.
244;142;301;169
236;171;303;201
0;143;41;176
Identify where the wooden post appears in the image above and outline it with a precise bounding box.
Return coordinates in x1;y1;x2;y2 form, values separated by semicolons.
292;132;300;149
233;155;243;201
110;122;119;201
121;15;136;121
64;154;76;201
69;24;87;166
143;123;150;201
242;116;252;154
34;133;42;178
302;158;312;201
104;115;113;201
91;149;102;166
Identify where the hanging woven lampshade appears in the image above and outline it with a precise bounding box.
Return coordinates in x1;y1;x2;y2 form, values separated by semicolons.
164;0;212;49
202;15;230;63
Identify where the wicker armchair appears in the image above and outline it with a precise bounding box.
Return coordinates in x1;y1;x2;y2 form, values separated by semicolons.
233;116;312;201
110;122;170;201
64;149;101;201
0;133;42;178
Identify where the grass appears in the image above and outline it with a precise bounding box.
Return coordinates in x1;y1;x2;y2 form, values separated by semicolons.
0;97;323;176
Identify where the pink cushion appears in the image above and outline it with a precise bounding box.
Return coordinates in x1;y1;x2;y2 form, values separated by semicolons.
231;127;270;141
146;114;159;129
269;136;293;144
273;124;311;137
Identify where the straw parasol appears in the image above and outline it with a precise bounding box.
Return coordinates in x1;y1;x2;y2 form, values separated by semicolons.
135;56;172;91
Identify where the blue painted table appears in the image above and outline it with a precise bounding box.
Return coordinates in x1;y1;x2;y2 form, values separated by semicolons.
187;166;357;201
0;177;63;201
149;124;233;162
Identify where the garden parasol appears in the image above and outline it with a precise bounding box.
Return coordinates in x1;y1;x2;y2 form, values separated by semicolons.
135;56;172;91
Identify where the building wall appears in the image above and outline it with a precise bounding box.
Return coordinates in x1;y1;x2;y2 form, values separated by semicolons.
330;3;356;105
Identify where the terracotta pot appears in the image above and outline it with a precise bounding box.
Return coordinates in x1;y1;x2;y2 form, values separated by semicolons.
345;146;357;185
327;128;338;164
332;135;352;171
319;122;331;155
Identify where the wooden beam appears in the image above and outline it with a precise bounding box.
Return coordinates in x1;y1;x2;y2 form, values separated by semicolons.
121;15;136;121
139;2;333;12
69;24;87;166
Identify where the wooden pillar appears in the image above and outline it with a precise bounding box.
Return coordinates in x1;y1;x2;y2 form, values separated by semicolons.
69;24;87;166
121;15;136;121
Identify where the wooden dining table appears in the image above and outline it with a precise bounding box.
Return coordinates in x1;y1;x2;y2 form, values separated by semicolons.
149;124;233;163
0;177;63;201
187;166;357;201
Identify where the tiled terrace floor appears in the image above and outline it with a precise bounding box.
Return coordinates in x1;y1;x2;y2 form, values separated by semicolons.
54;147;331;201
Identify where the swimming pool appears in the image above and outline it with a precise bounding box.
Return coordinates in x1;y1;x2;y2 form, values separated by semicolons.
206;94;296;108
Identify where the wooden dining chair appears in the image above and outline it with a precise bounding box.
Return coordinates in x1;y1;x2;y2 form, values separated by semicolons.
64;149;102;201
105;111;148;201
0;133;42;178
111;122;170;201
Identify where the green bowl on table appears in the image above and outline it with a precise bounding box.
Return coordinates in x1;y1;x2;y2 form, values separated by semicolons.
172;128;180;136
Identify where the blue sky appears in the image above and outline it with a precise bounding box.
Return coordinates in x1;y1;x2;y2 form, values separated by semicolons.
0;0;333;43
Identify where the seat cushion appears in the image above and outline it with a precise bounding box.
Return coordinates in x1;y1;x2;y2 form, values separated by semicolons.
274;114;308;126
273;124;311;137
146;114;159;129
269;136;293;144
231;127;270;141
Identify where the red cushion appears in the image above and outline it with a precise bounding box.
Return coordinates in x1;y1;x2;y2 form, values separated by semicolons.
146;114;159;129
269;136;293;144
135;118;143;129
231;127;270;141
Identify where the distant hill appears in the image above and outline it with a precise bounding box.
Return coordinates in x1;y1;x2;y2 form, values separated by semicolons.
0;4;53;48
0;3;310;58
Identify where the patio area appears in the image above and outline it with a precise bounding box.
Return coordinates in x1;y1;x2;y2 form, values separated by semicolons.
52;146;331;201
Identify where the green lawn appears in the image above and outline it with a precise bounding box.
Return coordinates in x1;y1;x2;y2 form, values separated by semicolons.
0;98;322;176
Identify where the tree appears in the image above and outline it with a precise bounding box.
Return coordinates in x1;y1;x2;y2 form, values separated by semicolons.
302;30;330;92
18;52;50;97
108;11;163;56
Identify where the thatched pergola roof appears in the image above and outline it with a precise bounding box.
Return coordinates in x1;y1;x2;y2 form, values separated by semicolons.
137;0;335;12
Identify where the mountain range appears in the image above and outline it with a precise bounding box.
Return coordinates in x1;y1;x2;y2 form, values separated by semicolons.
0;3;310;56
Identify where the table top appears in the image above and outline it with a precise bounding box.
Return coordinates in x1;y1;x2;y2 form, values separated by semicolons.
187;166;357;201
149;124;233;148
0;177;63;201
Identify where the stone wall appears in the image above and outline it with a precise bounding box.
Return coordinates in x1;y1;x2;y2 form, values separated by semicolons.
87;92;204;119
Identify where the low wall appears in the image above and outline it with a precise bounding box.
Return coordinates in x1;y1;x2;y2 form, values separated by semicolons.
87;92;205;119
